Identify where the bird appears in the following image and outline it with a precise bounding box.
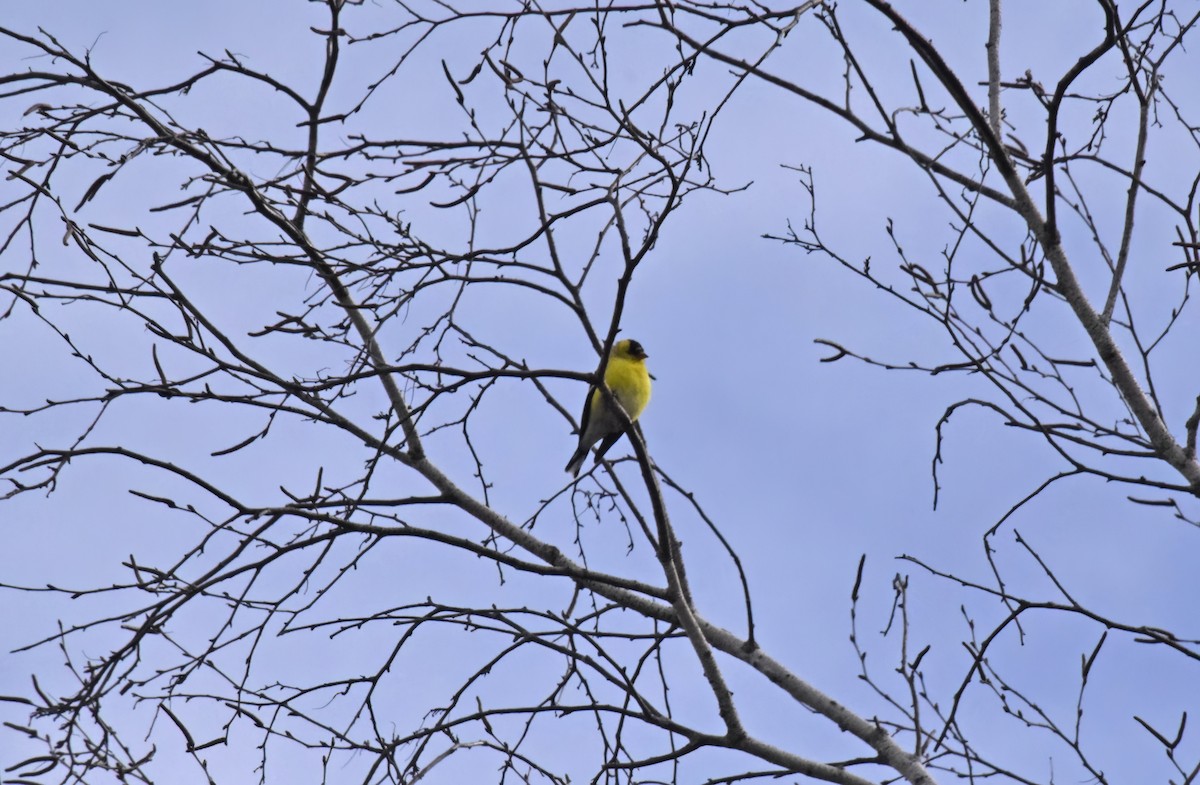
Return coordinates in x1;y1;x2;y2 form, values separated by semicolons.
564;338;652;477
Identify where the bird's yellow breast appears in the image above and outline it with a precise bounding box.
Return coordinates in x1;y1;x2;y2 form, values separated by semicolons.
602;355;651;420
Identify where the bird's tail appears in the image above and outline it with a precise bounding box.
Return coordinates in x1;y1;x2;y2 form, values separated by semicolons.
564;446;588;477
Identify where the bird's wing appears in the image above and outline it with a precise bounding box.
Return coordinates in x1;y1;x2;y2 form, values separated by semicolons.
576;384;596;441
591;431;623;464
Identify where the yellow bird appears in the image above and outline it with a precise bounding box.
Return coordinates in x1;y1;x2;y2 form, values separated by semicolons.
565;338;652;477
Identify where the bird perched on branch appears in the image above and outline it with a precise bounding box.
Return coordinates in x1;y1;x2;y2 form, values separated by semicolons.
564;338;652;477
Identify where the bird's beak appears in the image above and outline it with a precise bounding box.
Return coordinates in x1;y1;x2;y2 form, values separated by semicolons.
635;350;648;360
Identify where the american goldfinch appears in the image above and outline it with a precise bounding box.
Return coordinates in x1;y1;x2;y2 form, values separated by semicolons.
565;338;652;477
